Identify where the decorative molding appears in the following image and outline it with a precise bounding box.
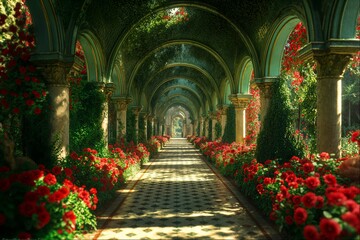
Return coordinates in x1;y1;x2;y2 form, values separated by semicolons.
113;97;132;111
256;82;273;98
229;94;252;109
314;54;352;78
37;61;73;86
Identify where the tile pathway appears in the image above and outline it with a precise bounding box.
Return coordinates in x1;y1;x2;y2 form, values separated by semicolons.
89;138;282;240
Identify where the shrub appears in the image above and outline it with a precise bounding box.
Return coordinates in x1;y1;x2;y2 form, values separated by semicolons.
256;77;304;163
222;104;235;143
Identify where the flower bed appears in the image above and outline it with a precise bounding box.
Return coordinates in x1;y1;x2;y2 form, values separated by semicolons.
0;166;97;239
190;134;360;240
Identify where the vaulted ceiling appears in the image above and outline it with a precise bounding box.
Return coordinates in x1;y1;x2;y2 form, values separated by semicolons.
28;0;360;121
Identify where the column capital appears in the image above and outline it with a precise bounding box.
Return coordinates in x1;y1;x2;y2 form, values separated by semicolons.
113;97;132;111
37;61;73;86
229;94;252;109
131;106;143;116
314;53;352;79
217;104;228;115
256;82;274;98
105;83;115;99
147;115;154;121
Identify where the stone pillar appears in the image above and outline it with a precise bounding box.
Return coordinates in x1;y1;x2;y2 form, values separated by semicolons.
218;105;228;136
314;54;351;157
103;83;114;145
132;106;142;141
113;97;131;141
200;116;204;136
256;81;274;125
154;118;158;136
147;115;154;138
229;94;252;144
210;112;217;140
40;61;72;159
193;120;198;135
142;112;149;140
204;116;209;137
95;82;114;146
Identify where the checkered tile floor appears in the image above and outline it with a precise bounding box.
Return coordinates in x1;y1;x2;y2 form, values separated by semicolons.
90;138;281;240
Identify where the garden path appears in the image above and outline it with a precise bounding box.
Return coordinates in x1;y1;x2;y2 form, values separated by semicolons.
88;138;282;240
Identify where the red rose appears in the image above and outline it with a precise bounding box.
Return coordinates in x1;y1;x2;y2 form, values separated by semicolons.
327;192;347;206
19;66;27;75
24;191;40;202
34;107;41;115
341;212;360;231
319;152;330;160
303;225;319;240
305;176;320;190
36;206;50;229
25;99;34;106
292;195;302;206
345;199;359;212
34;187;48;197
64;168;73;177
63;210;76;232
18;232;32;240
52;166;62;175
323;174;337;186
301;192;317;208
43;173;57;185
19;200;37;217
294;207;308;225
316;196;324;209
302;162;314;173
319;218;341;238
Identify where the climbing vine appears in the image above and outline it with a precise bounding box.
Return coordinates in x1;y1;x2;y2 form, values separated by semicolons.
222;104;235;143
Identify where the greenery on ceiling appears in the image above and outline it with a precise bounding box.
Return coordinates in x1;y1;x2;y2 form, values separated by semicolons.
124;7;189;54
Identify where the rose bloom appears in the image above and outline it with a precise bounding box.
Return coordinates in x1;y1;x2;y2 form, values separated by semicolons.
319;218;341;238
35;186;50;196
294;207;308;225
305;176;320;190
36;206;50;229
301;192;317;208
326;192;347;206
18;200;37;217
43;173;57;185
302;162;314;173
319;152;330;160
303;225;319;240
52;166;62;175
18;232;31;240
341;212;360;231
316;196;324;209
323;174;337;186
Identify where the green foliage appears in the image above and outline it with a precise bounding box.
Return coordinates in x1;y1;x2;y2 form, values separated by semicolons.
222;104;235;143
208;119;212;139
69;81;106;153
256;77;304;163
126;109;137;144
215;122;222;139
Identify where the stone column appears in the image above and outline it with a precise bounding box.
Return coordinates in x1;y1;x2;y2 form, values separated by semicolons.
94;82;113;146
154;118;158;136
193;120;198;135
200;116;204;136
132;106;142;141
113;97;131;141
142;112;149;140
256;81;274;125
39;61;72;159
103;83;114;145
210;112;217;140
314;54;351;157
229;94;252;144
218;105;228;136
147;115;154;138
204;116;209;137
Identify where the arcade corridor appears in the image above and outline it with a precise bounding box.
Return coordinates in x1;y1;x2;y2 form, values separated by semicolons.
87;139;281;240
